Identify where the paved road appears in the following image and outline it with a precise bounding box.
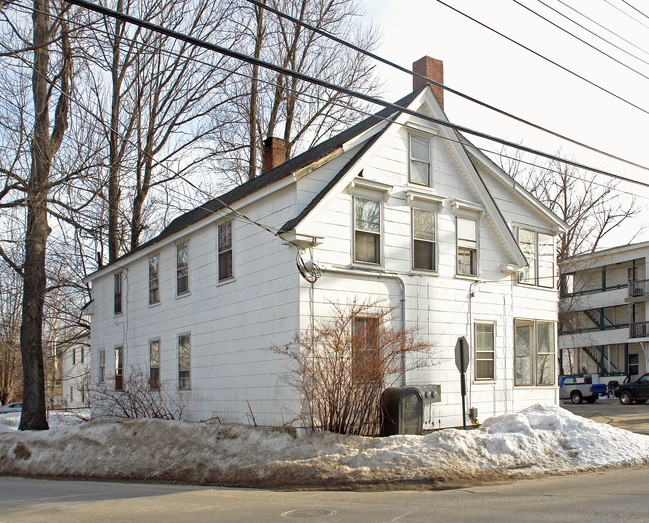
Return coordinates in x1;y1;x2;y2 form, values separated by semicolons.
561;397;649;434
2;466;649;522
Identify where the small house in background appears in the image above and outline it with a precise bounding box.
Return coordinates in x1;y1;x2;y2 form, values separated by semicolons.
85;56;567;429
559;242;649;380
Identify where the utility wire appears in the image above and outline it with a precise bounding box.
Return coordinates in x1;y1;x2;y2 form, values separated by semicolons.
59;0;649;187
603;0;649;31
515;0;649;80
534;0;649;69
621;1;649;21
246;0;649;183
556;0;649;60
435;0;649;116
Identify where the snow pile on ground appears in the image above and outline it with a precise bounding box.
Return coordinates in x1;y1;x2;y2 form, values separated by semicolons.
0;410;89;433
1;404;647;488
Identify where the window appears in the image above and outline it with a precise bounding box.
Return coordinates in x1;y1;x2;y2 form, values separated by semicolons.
561;273;574;296
98;350;105;383
176;241;189;295
150;339;160;390
409;134;431;186
515;319;555;386
178;334;191;390
354;197;381;264
149;255;159;304
218;221;233;281
413;208;436;271
115;346;124;391
114;272;123;314
457;217;477;276
352;316;380;382
475;323;495;380
629;353;639;375
72;348;76;366
518;229;554;288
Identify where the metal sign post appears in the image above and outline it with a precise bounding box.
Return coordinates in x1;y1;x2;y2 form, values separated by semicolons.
455;336;469;430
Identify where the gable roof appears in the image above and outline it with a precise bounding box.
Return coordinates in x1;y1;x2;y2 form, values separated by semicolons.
95;89;424;275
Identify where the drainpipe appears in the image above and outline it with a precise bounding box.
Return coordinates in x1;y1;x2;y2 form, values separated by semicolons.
322;266;408;385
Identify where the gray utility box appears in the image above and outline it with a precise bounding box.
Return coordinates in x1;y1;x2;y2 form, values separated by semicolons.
381;385;442;436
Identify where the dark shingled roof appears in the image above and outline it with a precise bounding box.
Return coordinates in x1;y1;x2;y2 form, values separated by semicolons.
105;88;425;268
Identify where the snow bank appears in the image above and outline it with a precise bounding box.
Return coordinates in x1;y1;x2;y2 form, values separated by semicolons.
1;404;647;488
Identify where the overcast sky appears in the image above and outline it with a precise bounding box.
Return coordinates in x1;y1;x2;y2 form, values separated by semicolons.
361;0;649;246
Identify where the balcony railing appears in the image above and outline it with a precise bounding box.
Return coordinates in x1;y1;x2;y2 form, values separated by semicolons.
629;278;649;297
631;321;649;338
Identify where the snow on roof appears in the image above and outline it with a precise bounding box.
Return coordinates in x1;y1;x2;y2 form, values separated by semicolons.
1;404;647;488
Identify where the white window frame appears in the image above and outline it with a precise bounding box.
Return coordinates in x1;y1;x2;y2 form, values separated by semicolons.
412;207;437;272
456;217;478;277
98;349;105;383
474;322;495;381
514;319;556;386
176;240;190;296
518;228;555;288
353;196;382;265
178;333;191;391
218;220;234;282
115;345;124;391
113;271;123;315
408;132;432;187
149;254;160;305
149;339;161;390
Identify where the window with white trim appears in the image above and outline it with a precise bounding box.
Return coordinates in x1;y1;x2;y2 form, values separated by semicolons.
178;334;191;391
412;208;436;271
176;240;189;296
114;272;123;314
218;221;233;281
515;319;555;386
115;345;124;391
475;322;495;380
354;197;381;264
98;350;105;383
457;217;478;276
409;133;431;186
150;339;160;390
149;254;159;304
518;228;554;288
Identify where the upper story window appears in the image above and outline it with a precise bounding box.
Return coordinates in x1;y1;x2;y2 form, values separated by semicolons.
218;221;233;281
149;254;159;304
519;228;554;288
176;240;189;296
413;208;436;271
354;197;381;264
113;272;123;315
409;133;431;186
457;217;478;276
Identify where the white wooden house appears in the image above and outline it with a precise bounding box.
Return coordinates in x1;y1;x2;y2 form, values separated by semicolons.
86;57;567;429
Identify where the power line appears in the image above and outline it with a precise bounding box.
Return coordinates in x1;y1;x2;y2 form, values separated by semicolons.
515;0;649;80
245;0;649;186
435;0;649;116
621;1;649;21
603;0;649;31
58;0;649;187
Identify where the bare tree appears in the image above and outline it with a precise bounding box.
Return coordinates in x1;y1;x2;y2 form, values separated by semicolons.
0;260;23;405
220;0;381;183
273;299;434;436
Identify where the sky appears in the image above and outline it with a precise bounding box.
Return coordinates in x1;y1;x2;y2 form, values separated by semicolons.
1;404;648;486
361;0;649;247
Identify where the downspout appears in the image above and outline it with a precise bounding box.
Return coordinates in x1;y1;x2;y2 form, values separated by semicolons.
322;266;408;385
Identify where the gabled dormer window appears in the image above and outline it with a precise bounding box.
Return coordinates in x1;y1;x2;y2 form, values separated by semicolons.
457;217;478;276
354;197;381;264
518;228;554;288
409;133;431;186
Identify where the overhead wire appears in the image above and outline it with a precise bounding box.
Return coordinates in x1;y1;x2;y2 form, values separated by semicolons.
56;0;649;187
621;1;649;21
514;0;649;81
435;0;649;116
245;0;649;181
603;0;649;31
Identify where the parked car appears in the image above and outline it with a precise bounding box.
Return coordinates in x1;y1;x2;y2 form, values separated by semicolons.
615;374;649;405
0;402;22;413
559;375;606;404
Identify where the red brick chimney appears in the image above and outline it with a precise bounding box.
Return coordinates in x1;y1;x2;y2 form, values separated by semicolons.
263;136;286;172
412;56;444;110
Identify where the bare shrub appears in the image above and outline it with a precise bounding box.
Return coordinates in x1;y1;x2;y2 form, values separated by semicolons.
273;299;435;436
92;366;187;420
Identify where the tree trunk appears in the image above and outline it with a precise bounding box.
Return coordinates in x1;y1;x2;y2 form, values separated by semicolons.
248;2;264;180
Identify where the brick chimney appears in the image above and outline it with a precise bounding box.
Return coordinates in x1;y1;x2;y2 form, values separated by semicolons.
263;136;286;172
412;56;444;110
